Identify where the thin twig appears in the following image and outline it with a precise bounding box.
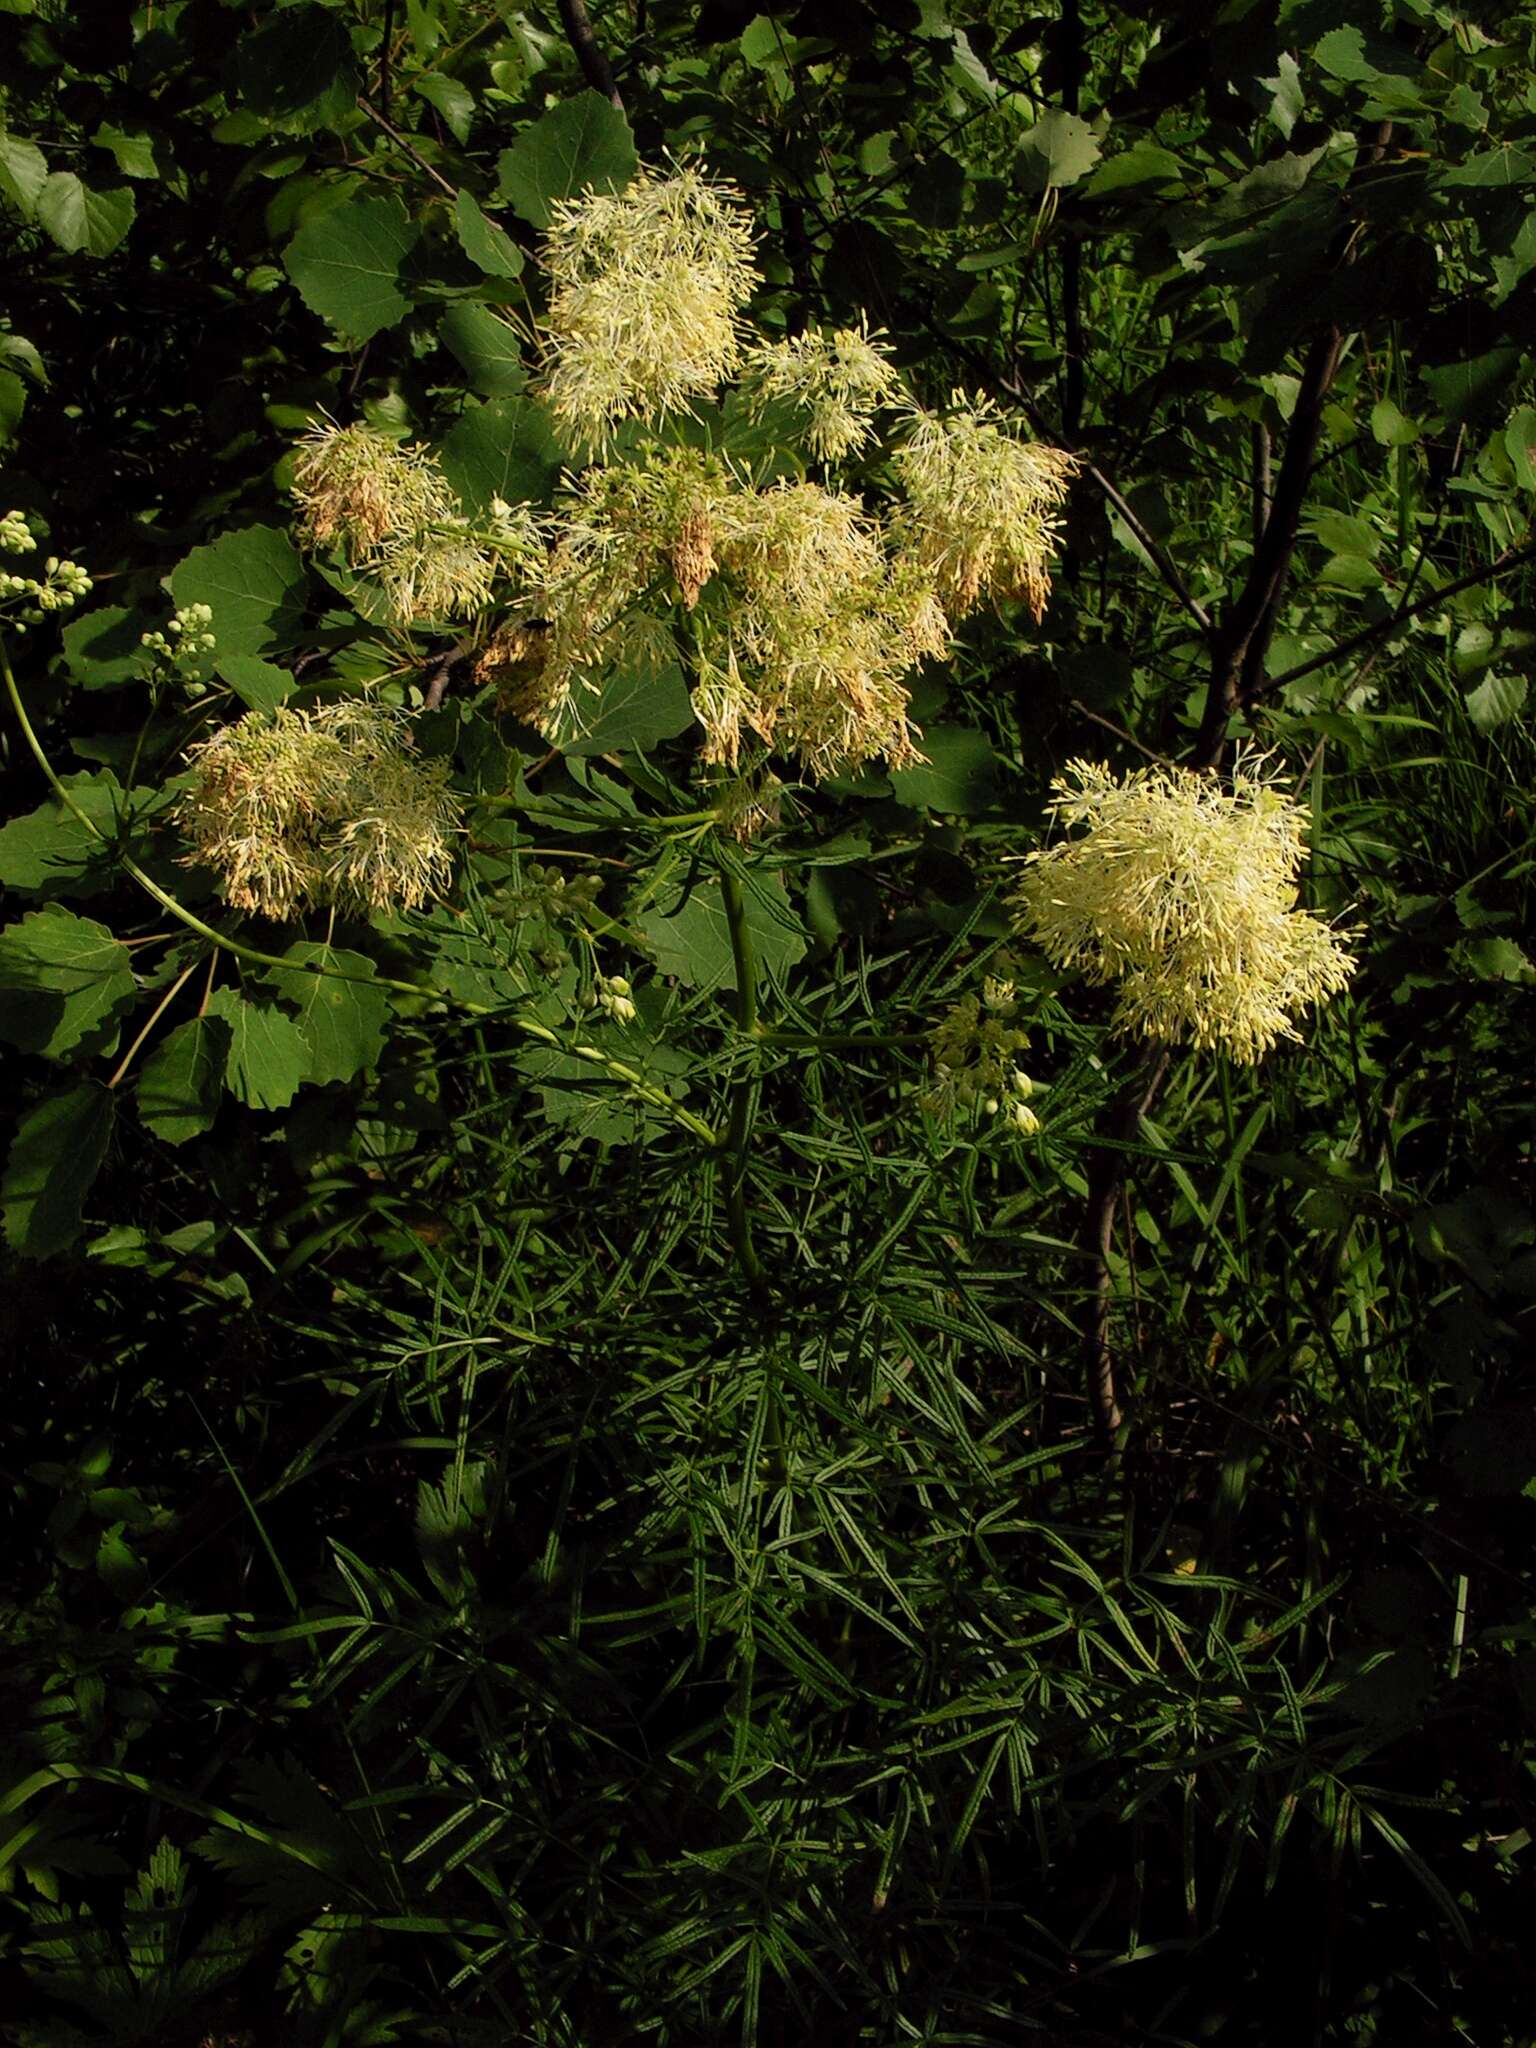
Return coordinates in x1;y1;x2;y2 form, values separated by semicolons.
357;95;458;197
1248;537;1536;708
421;634;475;711
994;359;1214;635
379;0;396;118
1066;699;1175;768
106;958;202;1091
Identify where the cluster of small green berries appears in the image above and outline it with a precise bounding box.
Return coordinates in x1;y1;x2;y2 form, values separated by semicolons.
0;511;92;628
496;862;603;926
591;973;637;1025
921;976;1040;1135
141;603;217;691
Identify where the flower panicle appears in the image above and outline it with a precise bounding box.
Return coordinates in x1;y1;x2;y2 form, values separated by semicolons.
291;424;544;628
892;393;1078;622
1013;756;1356;1063
538;164;760;446
176;701;461;921
739;318;903;463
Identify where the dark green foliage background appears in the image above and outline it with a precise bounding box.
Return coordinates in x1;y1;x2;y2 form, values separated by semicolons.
1;2;1535;2044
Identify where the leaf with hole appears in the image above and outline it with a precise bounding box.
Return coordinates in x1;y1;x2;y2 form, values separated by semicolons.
1015;112;1102;193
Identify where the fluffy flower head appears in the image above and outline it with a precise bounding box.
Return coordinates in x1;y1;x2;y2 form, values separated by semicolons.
176;701;460;920
538;165;759;444
893;395;1078;621
739;319;903;462
703;480;947;777
519;455;946;778
292;424;539;627
292;423;452;557
1013;757;1356;1063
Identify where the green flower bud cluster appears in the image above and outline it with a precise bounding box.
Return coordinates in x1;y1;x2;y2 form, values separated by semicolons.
494;861;603;928
592;973;637;1025
141;603;217;691
921;976;1040;1135
0;512;92;629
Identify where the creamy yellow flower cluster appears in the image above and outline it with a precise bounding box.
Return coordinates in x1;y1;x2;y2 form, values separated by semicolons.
176;702;460;921
292;425;543;628
523;168;1077;773
281;166;1078;788
517;446;948;776
1014;759;1356;1062
539;164;760;443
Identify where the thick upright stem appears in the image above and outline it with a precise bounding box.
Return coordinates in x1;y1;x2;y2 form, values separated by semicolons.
556;0;623;107
1081;1049;1170;1444
1196;323;1345;768
719;864;770;1301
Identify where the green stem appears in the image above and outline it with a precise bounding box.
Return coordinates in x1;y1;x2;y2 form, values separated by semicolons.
475;794;721;833
1;636;720;1150
756;1027;926;1050
719;861;770;1300
106;956;203;1090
